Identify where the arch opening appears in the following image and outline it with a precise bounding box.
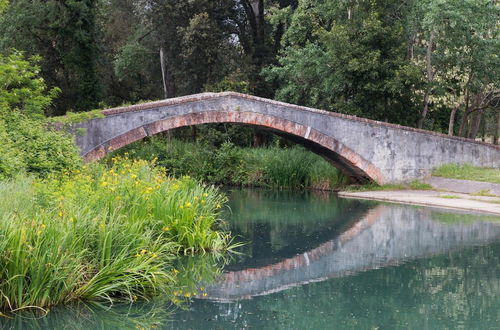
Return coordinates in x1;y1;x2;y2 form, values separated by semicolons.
82;110;384;184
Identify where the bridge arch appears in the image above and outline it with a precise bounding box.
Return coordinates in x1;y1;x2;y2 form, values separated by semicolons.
72;92;500;184
83;110;383;184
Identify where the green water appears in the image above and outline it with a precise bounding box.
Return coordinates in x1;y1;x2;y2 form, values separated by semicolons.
1;189;499;329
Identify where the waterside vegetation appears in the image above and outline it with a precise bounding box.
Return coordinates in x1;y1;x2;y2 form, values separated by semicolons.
108;137;350;191
0;156;233;314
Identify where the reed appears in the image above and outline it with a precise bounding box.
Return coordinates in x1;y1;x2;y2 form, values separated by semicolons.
0;156;230;313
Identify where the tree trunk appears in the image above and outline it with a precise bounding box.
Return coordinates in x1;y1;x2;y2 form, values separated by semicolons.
160;47;168;98
469;109;483;140
418;32;434;129
448;106;459;136
494;110;499;145
458;88;471;137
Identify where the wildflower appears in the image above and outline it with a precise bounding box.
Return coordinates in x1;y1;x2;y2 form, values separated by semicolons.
101;181;108;187
58;211;64;217
216;203;221;209
162;226;170;232
131;174;137;179
140;249;148;255
203;193;208;198
202;293;208;297
185;202;192;208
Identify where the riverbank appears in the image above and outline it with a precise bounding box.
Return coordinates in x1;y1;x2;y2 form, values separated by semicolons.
339;179;500;216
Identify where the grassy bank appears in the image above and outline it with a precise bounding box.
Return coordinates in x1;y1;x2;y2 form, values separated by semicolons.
0;156;231;313
110;138;349;190
433;164;500;184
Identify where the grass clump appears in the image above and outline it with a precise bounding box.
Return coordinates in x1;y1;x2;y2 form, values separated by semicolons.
0;156;231;313
110;137;349;190
433;163;500;184
439;194;461;199
471;189;498;197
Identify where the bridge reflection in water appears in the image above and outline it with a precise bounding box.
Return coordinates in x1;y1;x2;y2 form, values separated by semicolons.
199;194;500;302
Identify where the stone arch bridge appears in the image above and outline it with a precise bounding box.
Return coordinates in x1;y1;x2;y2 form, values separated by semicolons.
71;92;500;184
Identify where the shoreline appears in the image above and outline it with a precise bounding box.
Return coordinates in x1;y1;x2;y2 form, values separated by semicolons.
338;190;500;216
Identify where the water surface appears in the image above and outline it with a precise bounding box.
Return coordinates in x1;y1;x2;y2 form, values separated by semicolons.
2;189;499;329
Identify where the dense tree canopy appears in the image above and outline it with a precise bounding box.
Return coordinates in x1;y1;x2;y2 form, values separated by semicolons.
0;0;498;142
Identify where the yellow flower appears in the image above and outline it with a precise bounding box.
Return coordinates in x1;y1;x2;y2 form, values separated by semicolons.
162;226;170;232
216;203;221;209
58;211;64;217
101;181;108;187
131;174;137;179
140;249;147;255
185;202;192;208
202;293;208;297
203;193;208;197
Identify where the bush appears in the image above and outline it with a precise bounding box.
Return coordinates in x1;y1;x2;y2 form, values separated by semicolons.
0;51;81;179
0;111;81;178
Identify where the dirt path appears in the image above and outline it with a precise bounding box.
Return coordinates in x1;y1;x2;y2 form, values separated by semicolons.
339;182;500;215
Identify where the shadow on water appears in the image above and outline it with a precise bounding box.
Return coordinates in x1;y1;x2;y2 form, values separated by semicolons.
1;188;499;329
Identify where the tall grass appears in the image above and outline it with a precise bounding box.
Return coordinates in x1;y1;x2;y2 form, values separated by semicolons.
0;156;231;313
243;147;349;189
112;137;349;190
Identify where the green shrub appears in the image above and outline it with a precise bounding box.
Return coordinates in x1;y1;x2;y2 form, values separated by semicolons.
0;111;81;178
0;51;81;179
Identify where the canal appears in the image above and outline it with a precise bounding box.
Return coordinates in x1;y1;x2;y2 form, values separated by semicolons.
2;188;499;329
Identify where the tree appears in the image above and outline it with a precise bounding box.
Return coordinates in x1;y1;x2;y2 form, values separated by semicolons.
408;0;500;134
265;0;422;125
0;0;102;114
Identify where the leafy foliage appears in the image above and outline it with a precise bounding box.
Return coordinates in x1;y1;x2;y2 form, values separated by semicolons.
0;52;81;179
